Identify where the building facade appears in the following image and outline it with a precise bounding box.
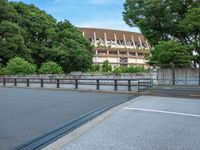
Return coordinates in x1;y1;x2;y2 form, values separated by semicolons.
79;28;150;68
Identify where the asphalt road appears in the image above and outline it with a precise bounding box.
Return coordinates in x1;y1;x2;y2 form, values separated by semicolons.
62;96;200;150
0;87;132;150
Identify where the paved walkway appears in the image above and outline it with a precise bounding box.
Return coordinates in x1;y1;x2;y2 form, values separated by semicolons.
59;96;200;150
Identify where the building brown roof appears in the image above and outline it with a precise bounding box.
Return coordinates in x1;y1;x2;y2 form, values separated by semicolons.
78;27;146;43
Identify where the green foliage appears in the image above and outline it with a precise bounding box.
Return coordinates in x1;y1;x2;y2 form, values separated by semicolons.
112;67;122;74
0;0;19;22
113;66;146;74
90;64;100;72
5;57;36;75
101;60;112;72
0;0;94;73
123;0;200;65
39;61;63;74
0;67;6;75
149;41;192;67
0;21;31;65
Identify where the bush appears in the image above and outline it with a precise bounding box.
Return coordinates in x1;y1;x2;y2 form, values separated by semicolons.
90;64;100;72
101;60;112;72
5;57;36;75
113;67;122;74
39;61;63;74
0;67;6;75
113;66;146;73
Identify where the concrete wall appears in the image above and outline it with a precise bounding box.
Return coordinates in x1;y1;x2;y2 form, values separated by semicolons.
158;68;200;85
0;73;157;80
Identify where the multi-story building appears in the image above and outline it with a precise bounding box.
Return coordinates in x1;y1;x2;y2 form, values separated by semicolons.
79;28;150;68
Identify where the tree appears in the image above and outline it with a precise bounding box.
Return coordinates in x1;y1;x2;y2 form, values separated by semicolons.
1;1;94;72
123;0;200;66
149;41;192;67
102;60;112;72
0;0;19;22
0;21;31;65
39;61;63;74
5;57;36;75
42;20;94;72
11;2;57;66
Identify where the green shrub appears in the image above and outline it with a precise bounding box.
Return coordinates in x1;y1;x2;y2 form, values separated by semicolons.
113;66;146;73
5;57;36;75
113;67;122;74
101;60;112;72
39;61;63;74
0;67;6;75
90;64;100;72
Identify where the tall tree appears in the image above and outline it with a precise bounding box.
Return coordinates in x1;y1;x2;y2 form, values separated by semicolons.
11;2;57;66
42;20;93;72
0;21;31;65
123;0;200;66
0;1;94;72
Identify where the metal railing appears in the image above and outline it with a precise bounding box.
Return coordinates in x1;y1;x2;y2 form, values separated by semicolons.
0;77;152;93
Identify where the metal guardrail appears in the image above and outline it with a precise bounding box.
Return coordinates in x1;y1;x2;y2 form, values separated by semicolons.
0;77;152;93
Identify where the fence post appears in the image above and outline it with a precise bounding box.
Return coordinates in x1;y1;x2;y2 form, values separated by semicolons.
172;65;175;86
14;79;17;86
27;79;29;87
3;78;6;86
128;80;131;91
96;79;100;90
114;80;117;91
75;79;78;89
41;79;44;87
199;65;200;86
138;79;140;93
56;79;60;88
150;78;152;92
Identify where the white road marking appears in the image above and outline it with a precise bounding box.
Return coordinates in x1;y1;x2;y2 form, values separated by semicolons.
124;107;200;118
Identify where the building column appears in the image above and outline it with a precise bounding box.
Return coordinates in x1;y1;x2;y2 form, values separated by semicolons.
114;33;117;45
146;41;150;50
93;32;97;46
131;36;136;49
95;50;98;63
104;32;108;47
139;36;143;49
123;34;127;48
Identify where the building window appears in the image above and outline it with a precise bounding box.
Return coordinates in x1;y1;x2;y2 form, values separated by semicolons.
119;51;127;56
138;53;144;56
109;51;118;56
129;52;136;56
98;50;107;56
120;57;128;63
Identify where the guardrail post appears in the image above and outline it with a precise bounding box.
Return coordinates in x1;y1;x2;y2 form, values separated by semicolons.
41;79;43;87
199;65;200;86
3;78;6;86
57;79;60;88
128;80;131;91
114;80;117;91
150;79;152;92
14;79;17;86
96;79;100;90
26;79;29;87
75;79;78;89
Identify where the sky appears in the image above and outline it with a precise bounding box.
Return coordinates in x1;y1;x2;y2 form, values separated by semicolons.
10;0;140;32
